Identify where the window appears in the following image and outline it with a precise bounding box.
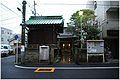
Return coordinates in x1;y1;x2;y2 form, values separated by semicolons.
1;38;4;41
4;46;8;49
1;30;4;34
7;39;9;41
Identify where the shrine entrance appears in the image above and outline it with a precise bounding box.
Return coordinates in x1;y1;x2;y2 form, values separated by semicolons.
60;42;73;64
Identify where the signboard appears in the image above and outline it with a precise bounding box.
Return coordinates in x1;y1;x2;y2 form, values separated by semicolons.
87;40;104;53
87;40;105;62
39;45;49;60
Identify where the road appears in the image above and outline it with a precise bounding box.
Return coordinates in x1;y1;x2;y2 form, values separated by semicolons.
1;55;119;79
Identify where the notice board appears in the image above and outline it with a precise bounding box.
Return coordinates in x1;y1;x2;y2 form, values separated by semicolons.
87;40;104;53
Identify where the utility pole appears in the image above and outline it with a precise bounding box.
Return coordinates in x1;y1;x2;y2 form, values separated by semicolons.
21;0;27;45
34;0;36;16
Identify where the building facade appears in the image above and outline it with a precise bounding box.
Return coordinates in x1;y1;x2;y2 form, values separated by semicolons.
20;16;64;64
1;27;14;45
86;1;119;59
57;27;77;64
87;1;119;38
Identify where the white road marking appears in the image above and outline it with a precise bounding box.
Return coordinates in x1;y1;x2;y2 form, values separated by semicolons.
15;65;119;70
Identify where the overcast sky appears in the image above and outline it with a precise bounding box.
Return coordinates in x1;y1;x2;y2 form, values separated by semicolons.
0;0;89;34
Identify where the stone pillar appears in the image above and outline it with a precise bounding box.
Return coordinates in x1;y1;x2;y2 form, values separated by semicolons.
50;48;54;64
49;44;57;64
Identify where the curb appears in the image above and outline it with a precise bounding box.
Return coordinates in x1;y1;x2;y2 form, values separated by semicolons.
15;64;119;70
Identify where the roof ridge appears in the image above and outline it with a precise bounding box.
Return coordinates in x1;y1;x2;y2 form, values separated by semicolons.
30;16;63;20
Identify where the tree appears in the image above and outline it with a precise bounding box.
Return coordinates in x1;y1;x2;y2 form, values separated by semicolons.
66;9;100;40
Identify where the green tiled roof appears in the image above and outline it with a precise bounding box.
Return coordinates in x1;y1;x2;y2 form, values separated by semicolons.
26;16;64;25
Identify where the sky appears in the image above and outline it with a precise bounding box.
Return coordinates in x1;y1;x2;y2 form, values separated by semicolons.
0;0;89;34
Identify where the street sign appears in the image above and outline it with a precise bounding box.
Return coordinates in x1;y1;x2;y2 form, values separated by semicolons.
14;35;19;40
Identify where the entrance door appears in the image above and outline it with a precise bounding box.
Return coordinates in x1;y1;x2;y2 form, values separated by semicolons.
60;42;73;64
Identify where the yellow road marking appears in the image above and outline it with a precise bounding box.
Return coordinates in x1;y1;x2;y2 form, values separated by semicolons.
34;68;55;72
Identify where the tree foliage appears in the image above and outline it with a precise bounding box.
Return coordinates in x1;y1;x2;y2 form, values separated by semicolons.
66;9;100;40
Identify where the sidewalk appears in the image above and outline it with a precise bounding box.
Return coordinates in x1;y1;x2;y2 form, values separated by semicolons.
15;62;119;68
15;58;119;69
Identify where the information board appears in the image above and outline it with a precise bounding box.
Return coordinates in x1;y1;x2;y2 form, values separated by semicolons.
86;40;105;62
87;40;104;53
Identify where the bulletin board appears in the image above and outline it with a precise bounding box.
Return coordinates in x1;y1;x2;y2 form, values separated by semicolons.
87;40;104;62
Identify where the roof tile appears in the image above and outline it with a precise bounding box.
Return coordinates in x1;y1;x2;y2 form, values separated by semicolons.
26;16;64;25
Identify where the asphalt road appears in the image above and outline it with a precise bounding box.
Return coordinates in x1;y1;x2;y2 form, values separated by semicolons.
1;55;119;79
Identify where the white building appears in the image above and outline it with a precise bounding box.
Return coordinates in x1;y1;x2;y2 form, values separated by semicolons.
86;1;119;59
86;0;119;38
1;27;14;45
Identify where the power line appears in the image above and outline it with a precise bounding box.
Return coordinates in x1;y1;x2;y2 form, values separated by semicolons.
37;3;119;6
17;0;36;16
0;3;21;17
18;0;33;10
0;12;31;22
0;12;12;16
26;0;40;16
0;1;32;22
17;1;22;6
26;4;35;15
17;1;32;15
1;16;20;21
27;1;34;9
1;22;20;26
27;1;38;16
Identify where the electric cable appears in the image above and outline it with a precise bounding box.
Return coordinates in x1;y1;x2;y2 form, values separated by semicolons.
0;3;21;17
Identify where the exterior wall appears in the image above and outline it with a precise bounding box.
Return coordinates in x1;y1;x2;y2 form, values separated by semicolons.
87;1;119;38
103;1;119;37
104;1;119;11
1;27;14;45
87;1;119;59
28;27;57;45
106;9;119;30
96;1;108;37
24;26;59;64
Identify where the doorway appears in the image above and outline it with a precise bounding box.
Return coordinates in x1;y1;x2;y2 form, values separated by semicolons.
60;42;73;64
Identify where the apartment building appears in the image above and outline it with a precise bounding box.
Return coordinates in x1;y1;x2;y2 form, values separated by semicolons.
1;27;14;45
86;1;119;59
